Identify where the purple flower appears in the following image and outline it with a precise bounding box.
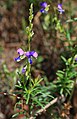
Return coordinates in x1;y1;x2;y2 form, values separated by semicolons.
14;48;26;62
25;51;38;64
58;4;65;14
40;8;46;13
40;2;48;13
75;58;77;62
14;48;38;64
26;51;38;58
40;2;47;8
22;66;27;73
74;55;77;62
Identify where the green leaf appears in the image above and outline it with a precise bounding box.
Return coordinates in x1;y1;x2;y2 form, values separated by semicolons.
74;17;77;21
60;88;63;95
37;56;44;63
12;113;19;118
61;56;67;63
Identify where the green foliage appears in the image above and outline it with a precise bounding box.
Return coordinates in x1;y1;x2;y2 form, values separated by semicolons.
66;17;77;23
52;15;64;33
56;56;77;97
42;13;64;33
42;14;51;31
0;64;17;92
14;74;56;117
13;3;56;118
5;0;14;10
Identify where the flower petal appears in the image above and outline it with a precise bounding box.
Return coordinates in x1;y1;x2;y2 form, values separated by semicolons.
33;52;38;58
58;4;65;14
40;8;46;13
58;9;65;14
40;2;47;8
25;51;31;57
58;4;62;10
74;55;77;62
75;58;77;61
17;48;24;55
22;66;26;73
28;58;32;64
26;51;35;58
14;56;21;62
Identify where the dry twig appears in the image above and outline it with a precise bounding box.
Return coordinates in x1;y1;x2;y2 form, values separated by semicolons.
30;95;64;119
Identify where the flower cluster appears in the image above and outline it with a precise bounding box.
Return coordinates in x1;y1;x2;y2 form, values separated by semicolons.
40;2;64;14
15;48;38;64
15;48;38;73
58;4;65;14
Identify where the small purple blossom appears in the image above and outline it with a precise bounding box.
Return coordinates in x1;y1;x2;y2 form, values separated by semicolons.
25;51;38;64
75;57;77;62
74;55;77;62
26;51;38;58
22;66;27;73
58;4;65;14
40;2;48;13
40;8;46;13
40;2;47;8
